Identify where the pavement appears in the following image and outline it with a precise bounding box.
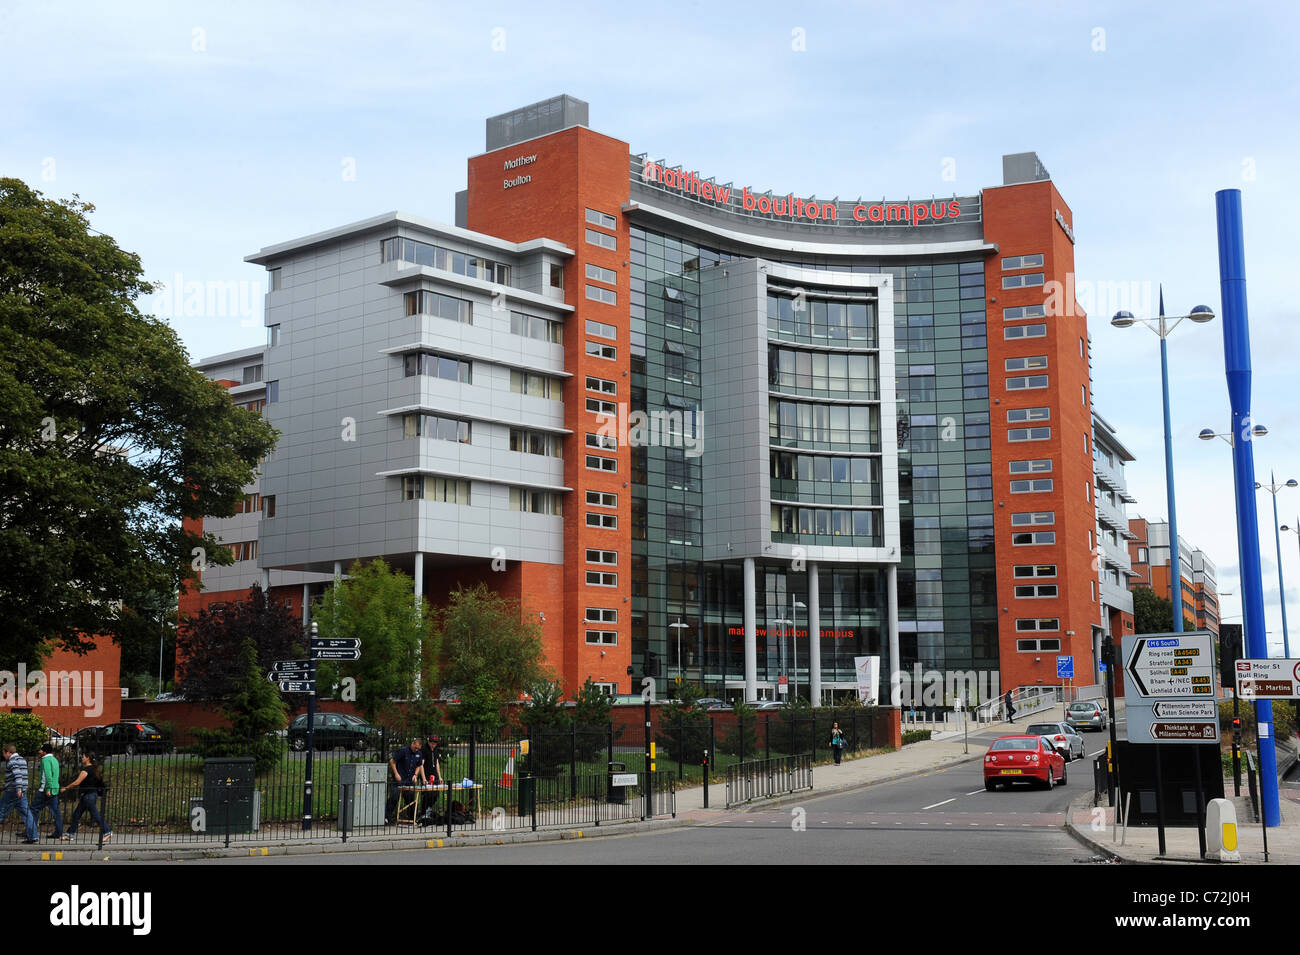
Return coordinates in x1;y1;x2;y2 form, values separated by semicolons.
10;719;1300;863
1064;737;1300;865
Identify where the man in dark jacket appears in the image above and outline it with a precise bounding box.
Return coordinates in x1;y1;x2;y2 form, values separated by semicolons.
385;738;424;824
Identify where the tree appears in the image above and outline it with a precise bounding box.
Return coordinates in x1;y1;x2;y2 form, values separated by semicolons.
1132;586;1196;634
437;583;552;724
313;560;435;721
0;178;278;667
655;681;710;766
189;638;286;773
175;585;303;700
116;579;179;695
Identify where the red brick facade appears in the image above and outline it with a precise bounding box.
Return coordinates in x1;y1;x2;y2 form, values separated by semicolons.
982;182;1099;690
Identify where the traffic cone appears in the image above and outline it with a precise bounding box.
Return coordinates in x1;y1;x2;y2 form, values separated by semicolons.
500;745;516;789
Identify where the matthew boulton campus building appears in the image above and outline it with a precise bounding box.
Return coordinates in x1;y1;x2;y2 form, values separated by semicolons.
187;94;1112;708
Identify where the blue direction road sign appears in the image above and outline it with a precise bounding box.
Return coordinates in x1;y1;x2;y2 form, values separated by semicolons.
311;639;361;650
272;659;311;672
311;649;361;661
1056;655;1074;679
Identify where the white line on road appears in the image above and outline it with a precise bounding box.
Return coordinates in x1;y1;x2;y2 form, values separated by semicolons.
966;789;985;795
921;798;956;810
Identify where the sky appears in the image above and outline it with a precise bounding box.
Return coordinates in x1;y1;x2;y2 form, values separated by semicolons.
3;0;1298;651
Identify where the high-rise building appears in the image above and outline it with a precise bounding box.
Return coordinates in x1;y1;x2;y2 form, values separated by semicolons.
1128;518;1220;635
1092;413;1137;661
189;95;1103;701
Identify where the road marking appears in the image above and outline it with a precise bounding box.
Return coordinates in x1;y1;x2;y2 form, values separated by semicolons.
966;789;985;795
921;798;956;810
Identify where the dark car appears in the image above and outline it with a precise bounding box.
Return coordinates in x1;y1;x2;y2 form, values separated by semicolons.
74;721;169;756
287;712;378;751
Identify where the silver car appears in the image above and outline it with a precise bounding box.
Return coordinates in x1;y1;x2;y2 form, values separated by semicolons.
1065;701;1107;732
1025;721;1085;761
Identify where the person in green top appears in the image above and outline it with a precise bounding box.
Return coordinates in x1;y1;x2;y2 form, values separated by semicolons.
30;742;63;839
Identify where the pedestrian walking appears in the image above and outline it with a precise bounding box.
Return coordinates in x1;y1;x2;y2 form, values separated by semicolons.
0;743;39;844
1004;690;1015;723
29;742;63;839
62;753;111;842
830;722;845;765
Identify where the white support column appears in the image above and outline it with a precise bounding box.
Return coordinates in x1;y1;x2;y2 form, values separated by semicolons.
808;562;822;707
413;552;424;694
333;561;342;586
260;569;270;593
887;564;900;707
301;584;310;628
743;557;757;703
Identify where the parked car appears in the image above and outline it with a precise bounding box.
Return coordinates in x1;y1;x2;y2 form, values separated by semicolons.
983;734;1066;791
1065;701;1107;732
44;726;77;755
1024;721;1085;761
287;712;378;751
74;721;170;756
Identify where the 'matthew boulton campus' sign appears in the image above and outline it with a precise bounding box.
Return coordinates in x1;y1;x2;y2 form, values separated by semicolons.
641;158;963;225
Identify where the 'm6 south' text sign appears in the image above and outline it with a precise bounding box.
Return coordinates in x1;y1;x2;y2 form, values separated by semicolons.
1122;631;1217;699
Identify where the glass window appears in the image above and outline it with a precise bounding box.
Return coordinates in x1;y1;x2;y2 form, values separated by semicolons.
585;263;618;285
585;208;617;230
586;319;617;340
586;228;617;250
1002;272;1045;289
586;285;617;305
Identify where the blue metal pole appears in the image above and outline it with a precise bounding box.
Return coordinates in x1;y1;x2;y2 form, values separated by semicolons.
1216;188;1280;827
1269;473;1291;657
1158;312;1182;635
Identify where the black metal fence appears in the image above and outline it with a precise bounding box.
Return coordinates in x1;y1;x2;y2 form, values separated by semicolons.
724;753;814;808
655;708;879;784
2;729;675;847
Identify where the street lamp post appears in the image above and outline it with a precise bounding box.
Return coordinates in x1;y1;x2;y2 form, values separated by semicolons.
1199;424;1266;651
1256;474;1298;657
1114;290;1213;857
669;618;690;686
1112;291;1215;635
791;596;806;701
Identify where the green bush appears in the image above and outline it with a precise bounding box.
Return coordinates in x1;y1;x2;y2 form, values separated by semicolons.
718;702;759;758
1218;699;1295;738
655;682;710;764
0;713;47;755
902;729;932;746
187;728;282;775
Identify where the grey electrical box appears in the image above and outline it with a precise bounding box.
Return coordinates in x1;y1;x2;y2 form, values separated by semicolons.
339;763;388;830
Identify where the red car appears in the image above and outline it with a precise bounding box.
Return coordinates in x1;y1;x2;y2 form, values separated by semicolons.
983;735;1066;791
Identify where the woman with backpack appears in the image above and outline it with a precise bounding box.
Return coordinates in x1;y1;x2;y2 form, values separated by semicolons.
60;753;111;842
